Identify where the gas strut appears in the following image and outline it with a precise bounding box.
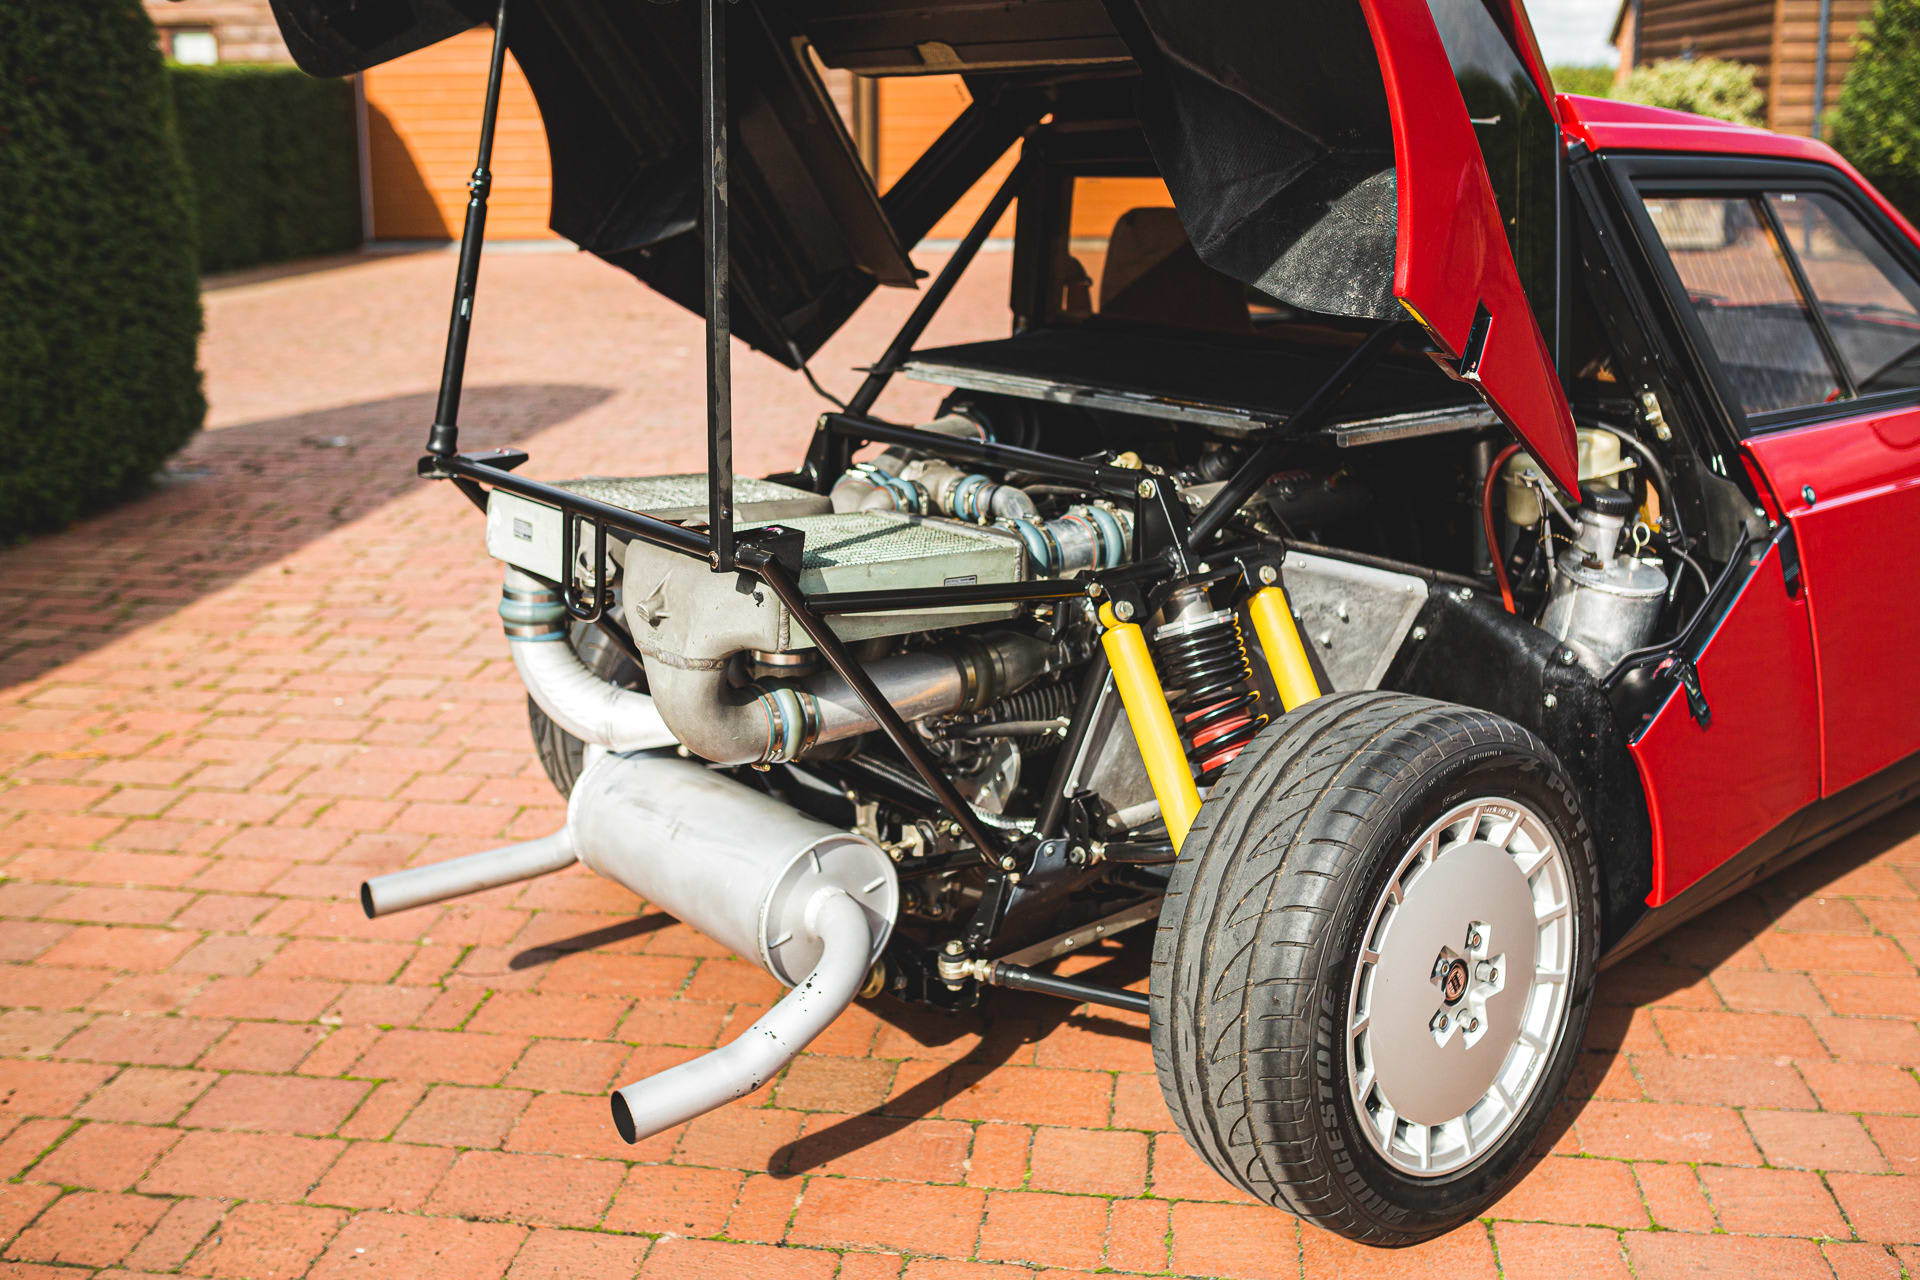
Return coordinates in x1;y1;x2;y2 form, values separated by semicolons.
425;0;511;461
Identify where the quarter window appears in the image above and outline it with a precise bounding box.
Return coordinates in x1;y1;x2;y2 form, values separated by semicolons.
1766;192;1920;397
1642;195;1841;415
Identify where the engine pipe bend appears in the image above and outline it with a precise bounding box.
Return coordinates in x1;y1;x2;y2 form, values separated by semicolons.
611;888;871;1142
502;569;677;753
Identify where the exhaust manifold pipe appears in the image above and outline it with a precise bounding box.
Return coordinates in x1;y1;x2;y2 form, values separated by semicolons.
358;751;896;1144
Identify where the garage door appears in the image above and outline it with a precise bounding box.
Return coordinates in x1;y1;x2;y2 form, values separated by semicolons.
877;75;1169;243
361;28;556;241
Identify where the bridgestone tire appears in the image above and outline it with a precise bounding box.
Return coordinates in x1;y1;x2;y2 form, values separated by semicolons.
1150;691;1600;1245
527;622;644;798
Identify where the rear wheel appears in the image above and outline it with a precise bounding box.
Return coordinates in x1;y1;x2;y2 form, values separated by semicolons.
1149;691;1599;1245
527;622;643;797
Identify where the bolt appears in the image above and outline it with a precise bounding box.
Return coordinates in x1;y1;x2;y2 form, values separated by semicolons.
1258;565;1278;585
1477;962;1496;982
999;855;1018;871
1543;693;1558;710
1753;506;1767;519
1137;478;1157;499
1802;485;1817;505
1455;587;1473;603
1007;872;1022;884
1115;600;1136;621
944;940;964;955
1196;562;1211;575
1559;648;1577;666
1068;846;1087;866
1317;632;1333;647
1410;625;1427;641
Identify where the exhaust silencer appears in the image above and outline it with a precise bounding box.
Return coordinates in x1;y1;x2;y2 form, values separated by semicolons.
358;750;897;1145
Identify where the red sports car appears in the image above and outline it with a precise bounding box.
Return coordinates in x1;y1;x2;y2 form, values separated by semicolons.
278;0;1920;1244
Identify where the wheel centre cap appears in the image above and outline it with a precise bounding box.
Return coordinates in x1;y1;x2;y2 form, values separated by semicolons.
1364;839;1539;1127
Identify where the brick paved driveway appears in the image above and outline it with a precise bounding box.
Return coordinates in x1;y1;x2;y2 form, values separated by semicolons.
1;250;1917;1280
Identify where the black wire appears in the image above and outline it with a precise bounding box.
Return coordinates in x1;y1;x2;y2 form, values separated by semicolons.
1588;420;1687;547
789;341;848;411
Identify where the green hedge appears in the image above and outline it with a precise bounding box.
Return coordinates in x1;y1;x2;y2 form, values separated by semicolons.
1830;0;1920;227
0;0;205;539
1621;57;1766;125
167;64;361;274
1551;65;1618;99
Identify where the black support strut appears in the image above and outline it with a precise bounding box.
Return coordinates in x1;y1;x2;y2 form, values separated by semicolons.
846;159;1027;417
426;0;511;459
1185;321;1407;552
701;0;735;571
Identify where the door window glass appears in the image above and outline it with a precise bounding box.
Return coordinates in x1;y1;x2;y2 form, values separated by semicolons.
1642;195;1842;414
1767;192;1920;396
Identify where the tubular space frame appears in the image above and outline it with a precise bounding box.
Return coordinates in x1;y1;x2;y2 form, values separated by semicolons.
411;0;1385;879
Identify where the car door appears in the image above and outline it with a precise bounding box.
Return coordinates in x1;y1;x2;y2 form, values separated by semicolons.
1627;163;1920;844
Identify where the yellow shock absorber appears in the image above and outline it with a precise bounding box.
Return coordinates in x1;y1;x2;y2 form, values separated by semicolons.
1098;602;1202;852
1248;585;1323;713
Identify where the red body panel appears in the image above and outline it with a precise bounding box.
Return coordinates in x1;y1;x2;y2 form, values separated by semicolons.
1485;0;1561;126
1357;0;1581;491
1557;94;1920;250
1745;415;1920;794
1630;539;1821;905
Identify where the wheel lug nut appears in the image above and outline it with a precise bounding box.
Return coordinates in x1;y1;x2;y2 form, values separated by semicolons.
1477;962;1496;983
1467;1018;1480;1033
1431;1011;1448;1033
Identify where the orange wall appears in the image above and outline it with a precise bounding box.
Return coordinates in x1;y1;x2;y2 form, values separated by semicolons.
876;75;1169;243
362;54;1167;246
362;29;556;240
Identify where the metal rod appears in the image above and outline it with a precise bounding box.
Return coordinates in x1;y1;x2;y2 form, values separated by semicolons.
748;556;1008;863
1036;651;1109;837
847;159;1027;416
1812;0;1834;141
806;578;1090;615
1186;322;1406;551
985;961;1149;1015
427;0;511;458
827;414;1113;491
446;456;713;558
701;0;735;572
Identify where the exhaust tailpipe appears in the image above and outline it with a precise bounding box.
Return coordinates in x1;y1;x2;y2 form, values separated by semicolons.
357;750;897;1143
360;829;576;917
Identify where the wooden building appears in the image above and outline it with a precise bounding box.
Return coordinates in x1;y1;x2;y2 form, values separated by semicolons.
1611;0;1875;137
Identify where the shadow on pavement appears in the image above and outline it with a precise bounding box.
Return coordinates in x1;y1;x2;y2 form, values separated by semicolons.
770;938;1153;1178
0;384;613;692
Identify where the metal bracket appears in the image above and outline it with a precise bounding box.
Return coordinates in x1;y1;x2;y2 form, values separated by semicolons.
1673;657;1712;729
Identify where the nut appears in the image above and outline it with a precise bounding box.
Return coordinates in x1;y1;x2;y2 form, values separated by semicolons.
999;855;1017;871
1410;625;1427;641
1258;565;1278;585
1137;478;1157;499
1115;600;1136;621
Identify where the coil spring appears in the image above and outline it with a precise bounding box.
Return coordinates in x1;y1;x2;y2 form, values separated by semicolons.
1152;604;1268;786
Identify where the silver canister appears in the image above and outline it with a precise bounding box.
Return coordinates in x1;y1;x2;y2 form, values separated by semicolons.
1540;550;1668;673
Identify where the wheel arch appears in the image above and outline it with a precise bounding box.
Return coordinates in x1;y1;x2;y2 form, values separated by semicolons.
1378;587;1653;951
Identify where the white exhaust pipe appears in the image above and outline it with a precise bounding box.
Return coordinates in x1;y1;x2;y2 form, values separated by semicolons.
501;569;676;753
357;750;897;1143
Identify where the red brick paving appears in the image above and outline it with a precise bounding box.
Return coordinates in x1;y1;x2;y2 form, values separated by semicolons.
0;249;1914;1277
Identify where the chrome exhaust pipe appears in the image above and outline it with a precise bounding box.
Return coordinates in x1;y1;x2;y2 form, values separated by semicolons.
356;750;897;1141
360;829;576;917
612;887;871;1141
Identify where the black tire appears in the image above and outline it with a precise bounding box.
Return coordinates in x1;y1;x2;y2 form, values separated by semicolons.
527;622;644;798
1150;691;1600;1246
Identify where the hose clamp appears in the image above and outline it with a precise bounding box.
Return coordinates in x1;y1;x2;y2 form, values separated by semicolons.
500;582;568;641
